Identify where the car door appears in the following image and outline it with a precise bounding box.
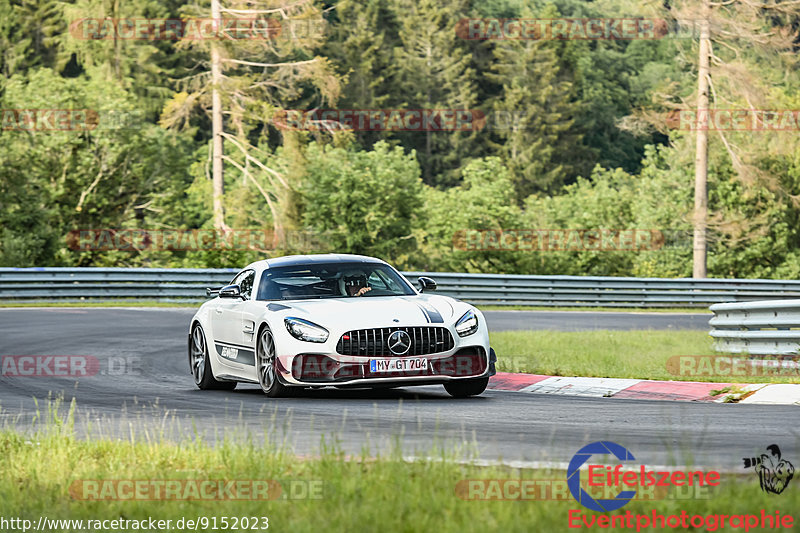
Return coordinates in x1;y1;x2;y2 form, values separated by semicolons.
234;269;258;355
211;269;256;367
239;270;264;354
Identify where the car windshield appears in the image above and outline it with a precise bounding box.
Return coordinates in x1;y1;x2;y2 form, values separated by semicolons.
256;262;416;300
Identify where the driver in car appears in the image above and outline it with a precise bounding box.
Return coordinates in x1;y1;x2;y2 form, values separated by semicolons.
343;271;372;297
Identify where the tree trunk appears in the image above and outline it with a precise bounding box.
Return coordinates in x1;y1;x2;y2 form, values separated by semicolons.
693;3;711;278
211;0;226;231
113;0;121;78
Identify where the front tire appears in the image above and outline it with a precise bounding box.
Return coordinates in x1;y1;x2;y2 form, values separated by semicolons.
256;326;292;398
444;376;489;398
190;324;237;391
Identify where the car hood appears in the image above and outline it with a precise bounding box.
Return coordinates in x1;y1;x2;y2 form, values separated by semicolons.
268;294;464;330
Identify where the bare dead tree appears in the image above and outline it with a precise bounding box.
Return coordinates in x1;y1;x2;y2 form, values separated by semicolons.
621;0;800;277
161;0;341;236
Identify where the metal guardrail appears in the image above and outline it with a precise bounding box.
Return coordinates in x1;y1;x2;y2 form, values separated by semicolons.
709;300;800;355
0;268;238;300
2;267;800;308
405;272;800;307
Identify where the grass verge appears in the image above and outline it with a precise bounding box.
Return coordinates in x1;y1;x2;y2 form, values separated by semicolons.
1;422;797;532
490;330;800;384
478;305;709;313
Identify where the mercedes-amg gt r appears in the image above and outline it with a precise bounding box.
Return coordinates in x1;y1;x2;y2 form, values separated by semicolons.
188;254;496;397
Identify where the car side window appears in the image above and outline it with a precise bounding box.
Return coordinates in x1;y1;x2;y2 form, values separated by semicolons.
232;270;255;300
367;271;388;290
231;270;246;287
371;270;401;291
240;271;255;299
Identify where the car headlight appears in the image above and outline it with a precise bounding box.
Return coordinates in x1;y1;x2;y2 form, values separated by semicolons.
284;317;329;343
455;309;478;337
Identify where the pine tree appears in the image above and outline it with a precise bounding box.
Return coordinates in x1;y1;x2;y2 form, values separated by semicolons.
59;0;182;112
1;0;65;76
486;5;578;198
323;0;398;148
389;0;479;185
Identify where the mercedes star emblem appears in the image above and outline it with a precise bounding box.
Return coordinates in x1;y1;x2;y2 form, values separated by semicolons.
388;330;411;355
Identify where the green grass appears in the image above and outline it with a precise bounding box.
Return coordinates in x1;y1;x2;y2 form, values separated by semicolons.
490;330;800;384
478;305;708;313
1;415;797;533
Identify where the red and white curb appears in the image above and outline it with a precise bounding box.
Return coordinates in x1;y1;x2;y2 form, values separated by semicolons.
487;372;800;405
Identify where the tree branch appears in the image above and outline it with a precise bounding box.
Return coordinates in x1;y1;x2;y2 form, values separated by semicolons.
222;58;317;68
222;154;283;240
220;132;289;189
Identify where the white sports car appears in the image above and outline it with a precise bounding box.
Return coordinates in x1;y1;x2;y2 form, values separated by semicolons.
188;254;496;397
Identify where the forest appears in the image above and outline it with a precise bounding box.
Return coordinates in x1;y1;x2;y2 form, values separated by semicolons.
2;0;800;278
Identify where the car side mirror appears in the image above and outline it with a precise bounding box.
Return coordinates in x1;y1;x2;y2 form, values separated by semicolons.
417;277;437;293
219;284;243;299
206;287;222;297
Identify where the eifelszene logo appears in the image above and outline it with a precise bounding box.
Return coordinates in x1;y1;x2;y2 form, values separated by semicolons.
743;445;795;495
568;441;721;512
568;441;637;511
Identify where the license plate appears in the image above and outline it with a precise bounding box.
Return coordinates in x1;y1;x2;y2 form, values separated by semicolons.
369;358;428;373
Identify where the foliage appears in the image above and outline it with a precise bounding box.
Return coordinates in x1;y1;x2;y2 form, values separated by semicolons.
0;68;195;267
3;0;800;280
296;141;423;266
415;157;522;273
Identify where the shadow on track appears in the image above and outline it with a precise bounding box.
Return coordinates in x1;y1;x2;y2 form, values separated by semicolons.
216;384;489;402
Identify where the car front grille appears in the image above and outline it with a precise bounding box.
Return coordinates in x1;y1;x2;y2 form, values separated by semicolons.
336;327;454;356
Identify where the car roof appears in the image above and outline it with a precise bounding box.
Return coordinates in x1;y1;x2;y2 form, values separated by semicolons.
245;254;388;271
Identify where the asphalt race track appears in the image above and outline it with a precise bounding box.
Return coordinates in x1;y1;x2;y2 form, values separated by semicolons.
0;308;791;470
